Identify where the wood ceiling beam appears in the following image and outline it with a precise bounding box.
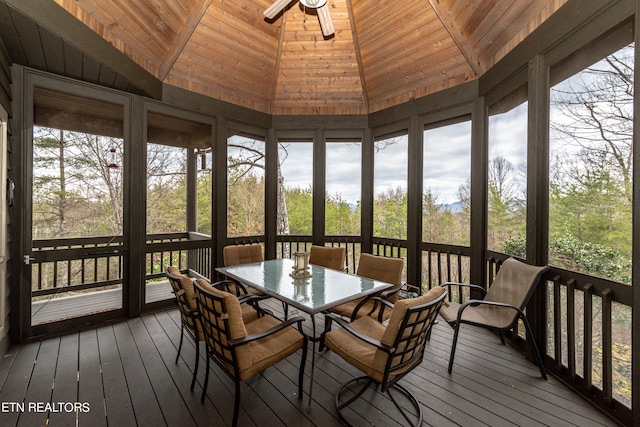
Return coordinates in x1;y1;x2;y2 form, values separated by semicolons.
269;10;287;114
158;0;211;81
428;0;483;76
346;0;369;113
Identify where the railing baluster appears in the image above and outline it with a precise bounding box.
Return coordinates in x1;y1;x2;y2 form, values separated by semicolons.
583;283;593;389
567;279;576;380
553;275;562;371
601;288;612;404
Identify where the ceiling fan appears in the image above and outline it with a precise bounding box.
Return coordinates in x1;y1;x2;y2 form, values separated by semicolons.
264;0;334;37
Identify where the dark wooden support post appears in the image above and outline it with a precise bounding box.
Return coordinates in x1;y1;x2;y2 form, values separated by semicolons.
407;115;423;289
127;95;145;317
265;128;278;260
631;7;640;425
186;149;197;233
469;97;488;290
212;117;227;268
11;65;28;341
526;54;550;359
361;127;374;254
313;128;326;246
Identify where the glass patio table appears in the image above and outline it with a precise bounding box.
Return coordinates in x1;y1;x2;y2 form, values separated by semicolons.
216;258;392;408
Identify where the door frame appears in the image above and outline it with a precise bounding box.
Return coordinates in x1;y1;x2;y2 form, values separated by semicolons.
13;66;133;340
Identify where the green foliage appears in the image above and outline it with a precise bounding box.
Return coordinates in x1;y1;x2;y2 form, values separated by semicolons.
325;193;359;235
374;187;407;239
286;187;313;235
227;172;264;237
504;234;631;284
422;188;469;245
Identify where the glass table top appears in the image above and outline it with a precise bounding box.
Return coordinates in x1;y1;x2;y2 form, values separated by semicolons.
216;259;392;314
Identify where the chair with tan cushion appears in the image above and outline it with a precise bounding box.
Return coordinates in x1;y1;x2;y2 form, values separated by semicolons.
166;267;261;391
223;244;265;296
323;286;447;427
195;278;260;323
194;280;308;427
166;266;204;391
223;243;263;266
439;257;550;379
329;253;404;322
309;245;345;270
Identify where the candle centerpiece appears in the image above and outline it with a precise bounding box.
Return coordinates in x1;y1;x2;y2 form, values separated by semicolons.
290;251;312;278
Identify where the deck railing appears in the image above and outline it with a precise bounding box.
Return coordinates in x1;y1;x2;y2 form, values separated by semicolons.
31;236;124;297
29;233;633;425
145;231;212;281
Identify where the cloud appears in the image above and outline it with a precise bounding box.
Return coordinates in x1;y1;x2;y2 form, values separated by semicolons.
276;106;530;206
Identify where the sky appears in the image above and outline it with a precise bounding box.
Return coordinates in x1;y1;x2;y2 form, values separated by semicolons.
275;106;529;206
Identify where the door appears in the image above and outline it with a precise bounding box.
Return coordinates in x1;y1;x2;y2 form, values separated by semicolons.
27;86;127;332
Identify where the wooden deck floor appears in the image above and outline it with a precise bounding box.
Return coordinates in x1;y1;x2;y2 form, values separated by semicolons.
1;298;618;427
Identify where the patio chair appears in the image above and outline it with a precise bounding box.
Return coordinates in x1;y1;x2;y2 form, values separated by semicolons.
166;267;262;391
322;286;447;427
329;253;404;322
194;280;308;427
165;266;205;391
439;257;550;379
223;244;265;296
309;245;345;270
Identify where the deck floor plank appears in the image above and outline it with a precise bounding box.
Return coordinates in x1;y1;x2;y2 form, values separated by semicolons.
96;324;137;427
0;303;620;427
111;320;167;426
16;338;59;427
48;333;79;427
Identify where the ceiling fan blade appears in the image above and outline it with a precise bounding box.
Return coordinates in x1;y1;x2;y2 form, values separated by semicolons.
264;0;294;20
317;3;334;36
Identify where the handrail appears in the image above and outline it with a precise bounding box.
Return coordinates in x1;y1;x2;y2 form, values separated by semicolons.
28;233;632;423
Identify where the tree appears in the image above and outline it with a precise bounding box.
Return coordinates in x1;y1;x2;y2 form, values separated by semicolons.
33;127;125;239
374;187;407;239
550;45;633;203
549;44;634;279
487;156;526;251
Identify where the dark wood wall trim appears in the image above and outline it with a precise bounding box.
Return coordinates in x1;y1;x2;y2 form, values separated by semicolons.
631;5;640;426
2;0;162;99
526;54;550;362
0;33;11;354
163;84;271;130
469;98;488;287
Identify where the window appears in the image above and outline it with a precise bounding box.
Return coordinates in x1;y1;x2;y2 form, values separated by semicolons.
549;44;633;285
325;141;361;236
278;142;313;235
487;102;528;254
423;121;471;246
227;135;265;237
374;134;408;239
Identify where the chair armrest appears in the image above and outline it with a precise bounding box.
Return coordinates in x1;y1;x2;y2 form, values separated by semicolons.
349;284;401;321
369;296;395;322
237;294;266;305
229;316;305;347
456;299;524;324
379;283;403;299
212;279;242;294
441;281;487;297
324;313;394;354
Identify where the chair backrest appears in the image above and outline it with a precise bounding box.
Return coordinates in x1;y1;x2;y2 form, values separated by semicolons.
309;245;345;270
166;266;200;336
223;244;263;266
375;286;447;387
485;257;550;311
356;253;403;285
193;280;251;374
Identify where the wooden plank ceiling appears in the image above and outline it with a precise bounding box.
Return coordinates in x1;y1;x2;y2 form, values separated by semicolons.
53;0;567;115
